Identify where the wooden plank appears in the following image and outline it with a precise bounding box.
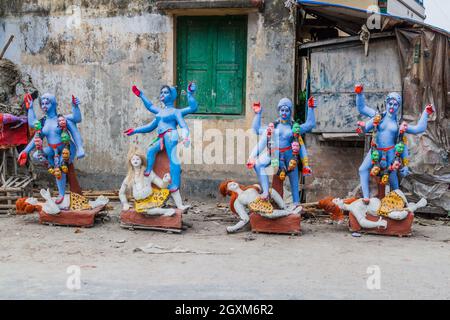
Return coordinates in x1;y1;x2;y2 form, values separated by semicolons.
120;223;182;234
415;206;448;218
0;196;20;201
0;35;14;59
1;150;5;185
16;177;33;188
0;187;23;192
7;177;21;187
0;154;12;186
13;148;17;176
82;191;119;196
12;177;27;187
298;31;395;50
1;176;14;189
0;204;16;209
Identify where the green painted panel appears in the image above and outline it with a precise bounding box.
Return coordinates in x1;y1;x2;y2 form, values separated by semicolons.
187;27;209;63
177;16;247;115
186;70;209;114
215;71;242;114
217;26;237;65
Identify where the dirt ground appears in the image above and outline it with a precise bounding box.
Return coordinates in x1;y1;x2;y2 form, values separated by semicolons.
0;200;449;300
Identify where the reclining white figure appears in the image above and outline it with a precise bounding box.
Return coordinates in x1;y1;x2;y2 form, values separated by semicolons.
220;180;302;233
333;189;427;229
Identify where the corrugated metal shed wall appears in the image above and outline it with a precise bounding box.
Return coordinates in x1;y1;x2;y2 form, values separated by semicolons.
310;37;402;132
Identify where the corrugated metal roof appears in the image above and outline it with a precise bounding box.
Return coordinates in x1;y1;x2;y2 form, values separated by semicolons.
296;0;450;37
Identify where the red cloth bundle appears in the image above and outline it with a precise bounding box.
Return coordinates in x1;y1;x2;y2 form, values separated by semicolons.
0;121;28;148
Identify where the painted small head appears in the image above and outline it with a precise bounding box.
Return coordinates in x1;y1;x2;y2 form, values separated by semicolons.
40;93;57;114
386;92;402;115
130;154;143;168
57;116;67;129
292;141;300;153
267;122;275;135
160;85;177;105
227;181;240;192
277;98;293;120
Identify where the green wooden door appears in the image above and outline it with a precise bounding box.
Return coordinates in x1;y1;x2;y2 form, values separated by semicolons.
177;16;247;115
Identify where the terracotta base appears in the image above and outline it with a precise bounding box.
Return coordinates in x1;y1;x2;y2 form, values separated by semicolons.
38;206;106;228
120;209;183;233
349;212;414;237
249;213;301;235
16;207;41;215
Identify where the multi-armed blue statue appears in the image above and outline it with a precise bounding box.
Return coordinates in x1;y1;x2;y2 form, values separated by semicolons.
247;97;317;206
124;83;198;210
355;84;434;203
18;93;85;204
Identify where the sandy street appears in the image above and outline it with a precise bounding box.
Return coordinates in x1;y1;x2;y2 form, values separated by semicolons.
0;201;449;300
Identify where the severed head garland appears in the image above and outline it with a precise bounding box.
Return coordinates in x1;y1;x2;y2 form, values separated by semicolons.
33;115;72;180
357;113;409;185
265;120;309;181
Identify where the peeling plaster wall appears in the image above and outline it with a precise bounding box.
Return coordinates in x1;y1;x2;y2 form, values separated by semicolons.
0;0;296;193
304;135;365;201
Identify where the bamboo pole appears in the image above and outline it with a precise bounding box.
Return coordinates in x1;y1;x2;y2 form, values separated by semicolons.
0;35;14;59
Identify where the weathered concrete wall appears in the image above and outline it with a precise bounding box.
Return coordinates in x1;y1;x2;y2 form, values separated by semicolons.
304;134;365;201
0;0;296;194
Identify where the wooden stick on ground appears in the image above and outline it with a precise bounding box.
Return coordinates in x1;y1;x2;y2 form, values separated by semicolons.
0;35;14;59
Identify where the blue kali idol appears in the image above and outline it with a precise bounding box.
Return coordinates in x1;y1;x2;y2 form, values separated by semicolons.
354;84;434;203
247;96;317;206
18;93;85;204
124;83;198;210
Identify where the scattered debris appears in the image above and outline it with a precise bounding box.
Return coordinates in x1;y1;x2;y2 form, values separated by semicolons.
74;228;82;234
244;234;256;242
67;250;82;255
351;232;362;238
116;239;126;243
0;58;38;116
133;243;214;255
182;220;193;228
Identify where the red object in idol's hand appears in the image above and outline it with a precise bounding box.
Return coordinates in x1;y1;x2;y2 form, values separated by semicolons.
23;93;32;110
187;82;196;93
355;84;364;94
123;128;135;136
425;104;434;115
246;158;256;170
132;85;141;97
18;152;27;166
308;96;315;108
252;101;261;114
302;166;312;176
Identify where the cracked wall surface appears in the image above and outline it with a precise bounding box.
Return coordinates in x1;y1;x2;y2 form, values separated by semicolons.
0;0;296;193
